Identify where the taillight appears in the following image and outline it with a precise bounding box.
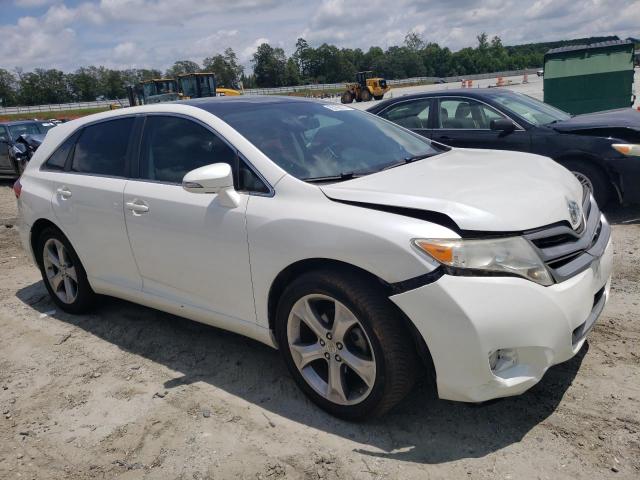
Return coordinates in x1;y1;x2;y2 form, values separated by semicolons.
13;178;22;199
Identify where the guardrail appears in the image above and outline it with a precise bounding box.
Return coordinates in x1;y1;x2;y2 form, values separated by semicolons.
0;68;539;114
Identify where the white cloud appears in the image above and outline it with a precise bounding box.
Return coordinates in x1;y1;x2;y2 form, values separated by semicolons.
1;0;639;72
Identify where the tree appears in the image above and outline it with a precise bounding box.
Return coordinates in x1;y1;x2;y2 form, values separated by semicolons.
0;69;17;107
252;43;287;87
284;58;300;86
202;48;244;88
165;60;201;78
404;31;424;52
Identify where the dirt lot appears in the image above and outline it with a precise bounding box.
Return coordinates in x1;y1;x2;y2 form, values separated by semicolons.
0;180;638;480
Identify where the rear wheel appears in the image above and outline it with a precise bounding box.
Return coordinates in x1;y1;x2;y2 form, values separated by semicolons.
276;269;419;420
340;91;353;104
560;159;612;206
37;227;96;314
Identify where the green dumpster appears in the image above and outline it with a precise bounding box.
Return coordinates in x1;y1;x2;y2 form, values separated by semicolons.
543;40;635;115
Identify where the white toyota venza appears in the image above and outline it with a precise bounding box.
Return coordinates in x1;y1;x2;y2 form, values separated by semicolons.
15;97;613;419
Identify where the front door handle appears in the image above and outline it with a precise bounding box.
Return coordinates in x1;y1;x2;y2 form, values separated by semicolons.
125;199;149;214
56;186;72;199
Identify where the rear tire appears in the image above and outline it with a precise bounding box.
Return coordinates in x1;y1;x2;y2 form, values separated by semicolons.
36;227;96;314
560;159;612;207
275;269;419;420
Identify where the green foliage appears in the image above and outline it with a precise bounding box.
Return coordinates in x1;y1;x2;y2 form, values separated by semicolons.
202;48;244;88
165;60;201;78
1;35;621;106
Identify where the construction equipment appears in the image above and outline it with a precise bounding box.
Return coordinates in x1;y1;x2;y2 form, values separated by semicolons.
126;72;240;106
341;71;390;104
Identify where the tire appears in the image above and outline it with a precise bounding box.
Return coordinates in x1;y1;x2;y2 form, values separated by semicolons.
373;95;384;101
340;91;353;104
36;226;96;314
275;269;419;420
360;89;372;102
560;159;612;207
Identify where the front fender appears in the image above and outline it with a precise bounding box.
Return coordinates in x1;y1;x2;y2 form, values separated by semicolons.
246;175;456;329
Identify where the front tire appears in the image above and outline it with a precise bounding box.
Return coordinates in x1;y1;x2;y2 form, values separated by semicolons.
275;269;419;420
37;227;96;314
560;159;612;206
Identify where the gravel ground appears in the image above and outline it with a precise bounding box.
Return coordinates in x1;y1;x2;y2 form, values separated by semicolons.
0;180;639;479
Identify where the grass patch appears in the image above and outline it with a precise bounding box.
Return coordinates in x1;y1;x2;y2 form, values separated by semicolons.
0;106;112;122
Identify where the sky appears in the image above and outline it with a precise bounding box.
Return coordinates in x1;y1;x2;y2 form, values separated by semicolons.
0;0;638;73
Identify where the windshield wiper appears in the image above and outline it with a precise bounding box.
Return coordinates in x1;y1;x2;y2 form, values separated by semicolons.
303;172;360;183
382;153;435;171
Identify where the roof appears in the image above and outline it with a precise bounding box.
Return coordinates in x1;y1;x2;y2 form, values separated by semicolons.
366;88;520;112
179;95;319;115
546;39;634;56
0;120;44;126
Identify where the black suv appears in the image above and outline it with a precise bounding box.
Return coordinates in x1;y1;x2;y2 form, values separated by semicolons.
368;89;640;206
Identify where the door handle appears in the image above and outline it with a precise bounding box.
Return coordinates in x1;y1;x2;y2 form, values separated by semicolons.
125;200;149;214
437;135;451;141
56;187;72;199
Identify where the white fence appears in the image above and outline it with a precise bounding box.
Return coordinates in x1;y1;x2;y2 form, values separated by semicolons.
0;69;539;115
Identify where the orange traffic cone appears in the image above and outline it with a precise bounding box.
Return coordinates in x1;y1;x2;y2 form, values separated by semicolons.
497;76;504;87
467;79;473;88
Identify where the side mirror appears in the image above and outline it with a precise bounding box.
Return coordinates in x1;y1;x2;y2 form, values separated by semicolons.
182;163;239;208
490;118;516;133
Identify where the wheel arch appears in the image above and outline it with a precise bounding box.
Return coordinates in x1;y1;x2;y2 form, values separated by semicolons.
554;152;622;203
267;257;437;380
29;218;78;268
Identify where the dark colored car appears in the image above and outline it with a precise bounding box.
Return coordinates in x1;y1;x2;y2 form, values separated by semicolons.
367;89;640;206
0;120;57;177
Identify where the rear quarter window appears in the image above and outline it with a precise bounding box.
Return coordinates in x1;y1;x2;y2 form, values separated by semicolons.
44;133;78;171
71;118;134;177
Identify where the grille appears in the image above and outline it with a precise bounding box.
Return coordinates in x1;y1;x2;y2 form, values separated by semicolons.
524;194;610;283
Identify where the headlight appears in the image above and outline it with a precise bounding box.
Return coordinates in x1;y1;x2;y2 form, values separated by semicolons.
612;144;640;156
413;237;554;286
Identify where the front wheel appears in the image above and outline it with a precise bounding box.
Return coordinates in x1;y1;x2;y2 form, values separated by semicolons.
560;159;612;207
340;91;353;104
276;269;419;420
37;227;96;313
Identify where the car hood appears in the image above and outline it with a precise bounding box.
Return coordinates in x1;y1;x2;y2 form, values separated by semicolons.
551;108;640;133
319;148;583;233
17;133;45;148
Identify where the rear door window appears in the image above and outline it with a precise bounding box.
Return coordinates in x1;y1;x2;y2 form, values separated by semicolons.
71;118;134;176
379;99;432;129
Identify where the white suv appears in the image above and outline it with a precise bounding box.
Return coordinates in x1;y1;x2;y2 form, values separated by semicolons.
15;97;613;419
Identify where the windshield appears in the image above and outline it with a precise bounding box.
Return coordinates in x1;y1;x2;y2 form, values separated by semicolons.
218;101;439;181
492;92;570;126
8;123;42;138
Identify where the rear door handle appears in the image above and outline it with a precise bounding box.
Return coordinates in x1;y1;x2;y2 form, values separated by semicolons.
56;187;72;199
125;199;149;214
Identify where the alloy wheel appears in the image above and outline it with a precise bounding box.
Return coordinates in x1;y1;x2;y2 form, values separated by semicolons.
287;294;376;405
42;238;78;304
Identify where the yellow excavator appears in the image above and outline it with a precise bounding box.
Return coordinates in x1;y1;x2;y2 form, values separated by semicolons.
126;72;241;106
341;71;390;103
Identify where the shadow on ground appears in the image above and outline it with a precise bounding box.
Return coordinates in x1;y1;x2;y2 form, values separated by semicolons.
17;280;588;464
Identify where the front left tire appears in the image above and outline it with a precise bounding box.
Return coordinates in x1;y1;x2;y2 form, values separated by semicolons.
275;269;419;420
36;227;96;314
